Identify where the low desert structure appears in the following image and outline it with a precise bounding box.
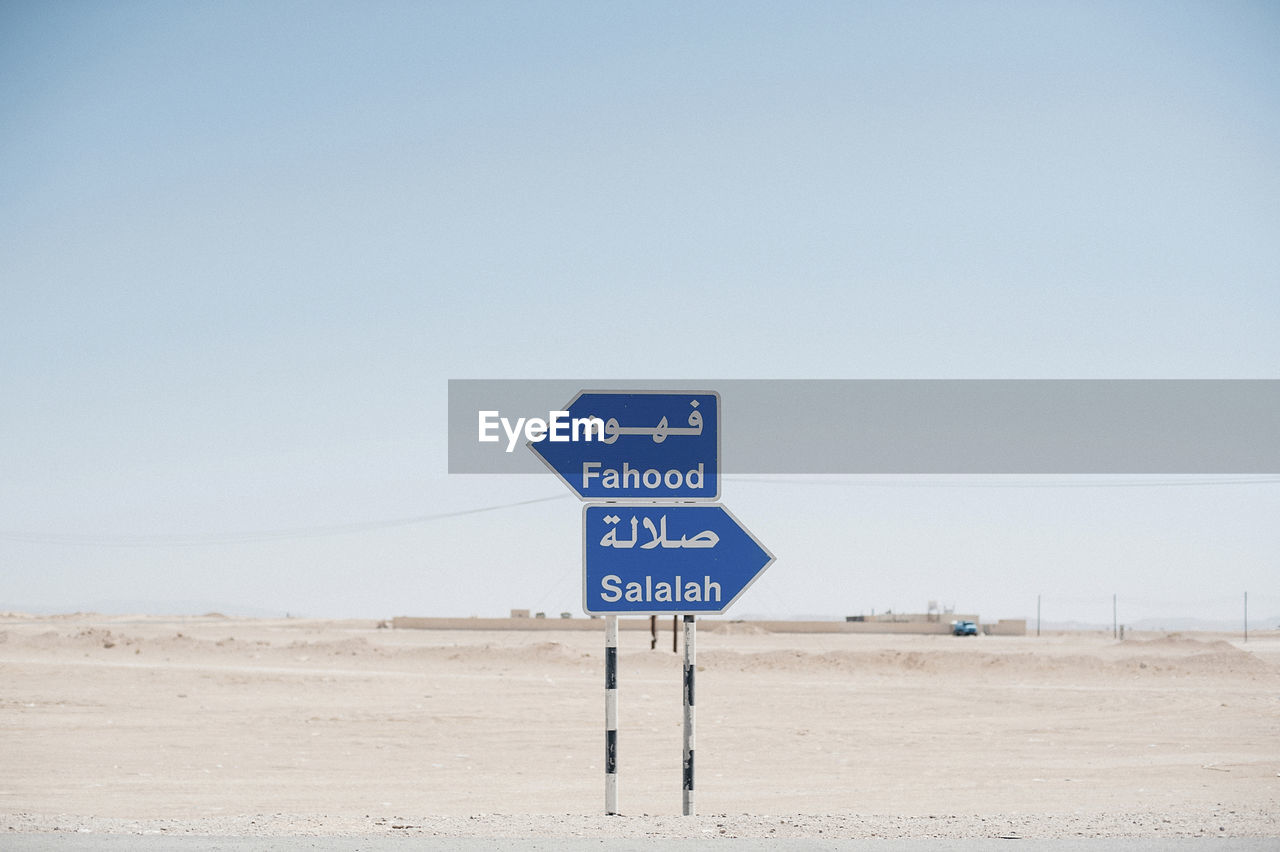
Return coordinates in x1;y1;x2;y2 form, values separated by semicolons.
392;614;1027;635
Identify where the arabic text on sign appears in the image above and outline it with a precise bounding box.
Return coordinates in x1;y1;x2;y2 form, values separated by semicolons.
592;400;704;445
599;514;719;550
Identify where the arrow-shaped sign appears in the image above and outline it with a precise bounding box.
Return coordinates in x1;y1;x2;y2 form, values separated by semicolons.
583;504;773;615
529;391;719;500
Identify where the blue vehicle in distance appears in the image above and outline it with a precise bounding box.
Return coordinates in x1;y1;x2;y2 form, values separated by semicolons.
951;619;978;636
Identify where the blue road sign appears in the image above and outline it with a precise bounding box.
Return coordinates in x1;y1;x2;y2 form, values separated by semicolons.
583;504;773;615
529;391;719;500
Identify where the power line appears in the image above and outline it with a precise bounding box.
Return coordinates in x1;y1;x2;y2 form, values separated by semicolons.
6;475;1275;549
724;475;1280;488
0;494;573;548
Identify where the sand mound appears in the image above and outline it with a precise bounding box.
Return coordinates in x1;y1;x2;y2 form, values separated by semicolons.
700;648;945;674
699;644;1276;680
1108;635;1270;675
507;640;586;663
1141;649;1272;675
1122;634;1236;651
705;621;771;635
394;640;586;669
282;637;375;657
14;627;140;651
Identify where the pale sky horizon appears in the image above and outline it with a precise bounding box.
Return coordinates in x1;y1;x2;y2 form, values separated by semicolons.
3;2;1278;625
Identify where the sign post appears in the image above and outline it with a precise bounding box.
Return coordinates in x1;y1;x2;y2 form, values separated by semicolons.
605;615;619;814
528;389;771;816
682;614;696;815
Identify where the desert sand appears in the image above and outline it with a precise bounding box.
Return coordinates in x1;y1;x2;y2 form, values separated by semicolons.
2;612;1277;840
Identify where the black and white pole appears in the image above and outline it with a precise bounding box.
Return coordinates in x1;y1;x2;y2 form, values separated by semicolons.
682;614;696;816
605;615;619;814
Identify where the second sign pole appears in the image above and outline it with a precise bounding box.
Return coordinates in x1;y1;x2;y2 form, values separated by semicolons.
682;614;696;815
605;615;618;814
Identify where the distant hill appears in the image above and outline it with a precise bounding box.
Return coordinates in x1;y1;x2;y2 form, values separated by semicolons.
1129;615;1278;632
1040;615;1277;632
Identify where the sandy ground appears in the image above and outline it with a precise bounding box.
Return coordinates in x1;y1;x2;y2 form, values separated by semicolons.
1;613;1277;840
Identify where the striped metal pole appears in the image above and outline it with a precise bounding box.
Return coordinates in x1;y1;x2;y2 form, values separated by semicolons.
605;615;619;814
682;614;696;815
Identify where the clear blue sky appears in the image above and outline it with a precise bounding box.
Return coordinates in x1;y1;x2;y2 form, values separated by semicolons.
2;1;1277;623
